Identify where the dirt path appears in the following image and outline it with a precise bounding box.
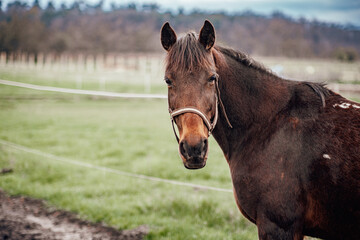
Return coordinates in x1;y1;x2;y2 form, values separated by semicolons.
0;189;148;240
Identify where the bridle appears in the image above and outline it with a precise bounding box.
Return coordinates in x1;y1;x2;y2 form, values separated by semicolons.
169;97;218;143
168;78;233;143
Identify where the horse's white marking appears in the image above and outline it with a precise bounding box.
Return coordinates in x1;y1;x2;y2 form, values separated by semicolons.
333;102;360;109
333;102;351;109
323;154;331;159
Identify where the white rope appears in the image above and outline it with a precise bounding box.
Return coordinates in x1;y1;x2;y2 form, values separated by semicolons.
0;79;167;99
0;139;232;193
170;107;213;131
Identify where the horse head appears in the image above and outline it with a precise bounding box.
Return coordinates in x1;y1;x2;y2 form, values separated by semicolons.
161;20;220;169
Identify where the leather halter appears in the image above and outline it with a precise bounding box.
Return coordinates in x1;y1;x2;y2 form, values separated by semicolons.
168;78;232;143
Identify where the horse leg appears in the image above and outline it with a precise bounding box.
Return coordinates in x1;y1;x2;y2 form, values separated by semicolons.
257;215;304;240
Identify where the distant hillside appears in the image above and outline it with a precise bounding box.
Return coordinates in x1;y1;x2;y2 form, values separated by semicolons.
1;1;359;60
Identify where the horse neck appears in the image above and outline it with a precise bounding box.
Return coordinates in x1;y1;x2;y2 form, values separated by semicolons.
212;50;291;160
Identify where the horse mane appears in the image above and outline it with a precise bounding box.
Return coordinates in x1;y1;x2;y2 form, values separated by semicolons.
166;31;332;107
215;46;333;107
215;46;276;77
166;31;276;77
166;32;214;74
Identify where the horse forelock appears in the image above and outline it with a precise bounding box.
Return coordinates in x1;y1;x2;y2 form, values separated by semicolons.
166;32;214;74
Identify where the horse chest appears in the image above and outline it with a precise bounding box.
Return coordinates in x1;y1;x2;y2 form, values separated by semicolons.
230;162;268;223
229;149;305;225
231;174;259;223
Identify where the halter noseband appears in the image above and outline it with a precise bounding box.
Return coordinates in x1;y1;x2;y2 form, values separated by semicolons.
169;96;219;143
168;78;232;143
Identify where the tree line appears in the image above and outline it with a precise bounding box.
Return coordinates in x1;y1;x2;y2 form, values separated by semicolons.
0;0;359;60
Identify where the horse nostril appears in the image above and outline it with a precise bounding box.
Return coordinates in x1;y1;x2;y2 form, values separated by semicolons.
179;138;208;159
202;138;208;155
179;141;187;157
203;138;208;147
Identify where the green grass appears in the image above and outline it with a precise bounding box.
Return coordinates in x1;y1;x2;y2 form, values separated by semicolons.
1;59;357;239
0;80;257;239
2;57;356;239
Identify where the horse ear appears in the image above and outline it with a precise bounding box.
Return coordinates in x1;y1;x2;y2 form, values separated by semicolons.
199;20;215;50
161;22;177;51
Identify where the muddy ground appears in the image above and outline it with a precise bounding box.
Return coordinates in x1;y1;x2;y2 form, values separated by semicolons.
0;189;148;240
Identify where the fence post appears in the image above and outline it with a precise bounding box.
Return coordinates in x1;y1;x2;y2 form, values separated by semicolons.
28;54;35;69
76;75;83;89
37;53;44;69
145;56;151;93
99;76;106;91
0;52;6;64
21;52;27;67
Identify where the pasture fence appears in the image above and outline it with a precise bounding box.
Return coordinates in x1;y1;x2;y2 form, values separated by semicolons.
0;79;167;99
0;52;164;72
1;52;360;85
1;79;359;100
0;52;166;93
0;139;233;193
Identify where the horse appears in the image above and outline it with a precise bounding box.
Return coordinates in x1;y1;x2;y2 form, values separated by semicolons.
160;20;360;239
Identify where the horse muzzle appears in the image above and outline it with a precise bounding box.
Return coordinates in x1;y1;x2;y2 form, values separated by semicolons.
179;137;208;169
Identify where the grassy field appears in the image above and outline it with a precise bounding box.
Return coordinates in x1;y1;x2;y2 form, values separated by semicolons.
0;58;358;239
0;71;258;239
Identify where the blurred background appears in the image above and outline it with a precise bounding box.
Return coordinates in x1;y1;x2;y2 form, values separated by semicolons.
0;1;359;239
1;0;360;94
1;0;360;57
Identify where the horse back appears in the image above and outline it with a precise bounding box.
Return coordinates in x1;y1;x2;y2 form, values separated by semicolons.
302;93;360;239
230;88;360;239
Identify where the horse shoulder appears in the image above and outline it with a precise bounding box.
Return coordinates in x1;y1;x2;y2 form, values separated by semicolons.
230;119;311;226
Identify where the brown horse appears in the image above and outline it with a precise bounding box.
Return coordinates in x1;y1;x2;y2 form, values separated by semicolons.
160;20;360;239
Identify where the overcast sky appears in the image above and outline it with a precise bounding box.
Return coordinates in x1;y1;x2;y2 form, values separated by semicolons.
3;0;360;26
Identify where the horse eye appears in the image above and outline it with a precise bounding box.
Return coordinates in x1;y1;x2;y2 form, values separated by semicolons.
208;75;217;82
164;77;172;86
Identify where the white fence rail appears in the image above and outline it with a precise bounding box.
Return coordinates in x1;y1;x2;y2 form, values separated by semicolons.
0;79;167;99
0;139;232;193
1;79;360;99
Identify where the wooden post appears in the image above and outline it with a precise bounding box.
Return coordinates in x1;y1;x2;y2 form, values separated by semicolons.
76;75;83;89
21;52;27;66
9;52;14;65
37;53;44;68
28;54;35;68
145;56;151;93
113;54;117;68
99;76;106;91
135;55;139;71
0;52;6;64
78;54;84;70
